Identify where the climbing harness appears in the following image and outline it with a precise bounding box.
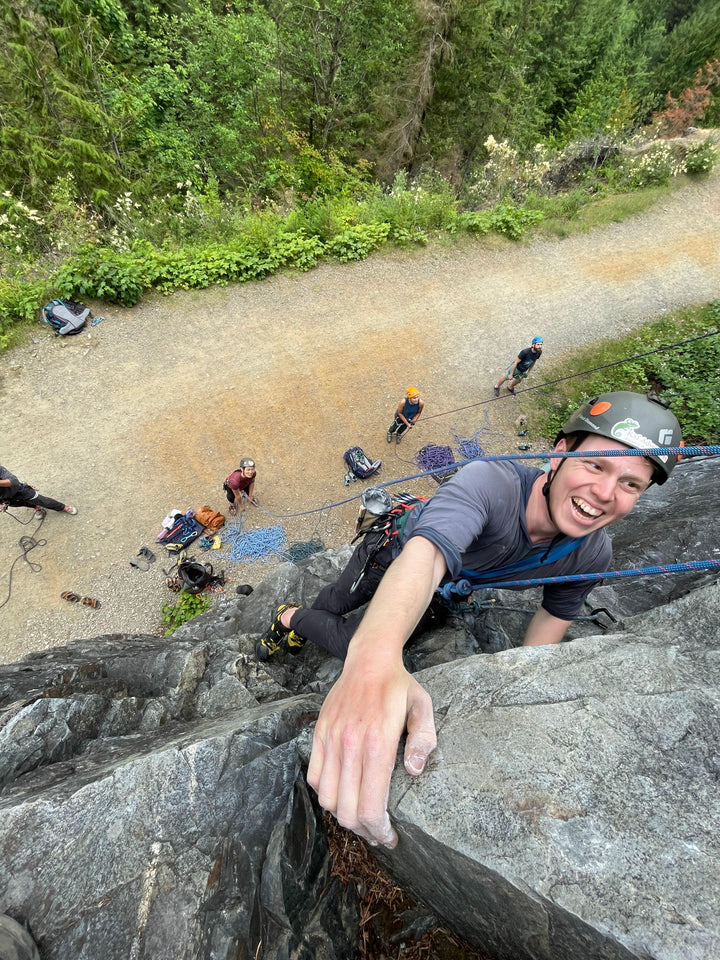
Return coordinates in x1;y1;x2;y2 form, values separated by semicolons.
349;494;428;593
435;536;584;601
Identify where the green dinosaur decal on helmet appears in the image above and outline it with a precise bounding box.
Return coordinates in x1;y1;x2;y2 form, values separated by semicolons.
610;418;667;461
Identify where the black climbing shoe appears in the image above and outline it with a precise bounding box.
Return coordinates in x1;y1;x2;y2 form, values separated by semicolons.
254;604;304;661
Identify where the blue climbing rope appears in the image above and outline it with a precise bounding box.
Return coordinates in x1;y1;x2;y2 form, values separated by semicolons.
219;522;287;563
415;444;458;484
436;559;720;599
422;328;720;422
247;444;719;520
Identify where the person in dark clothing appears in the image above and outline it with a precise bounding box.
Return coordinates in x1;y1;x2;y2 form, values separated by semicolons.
387;387;424;444
494;336;543;395
0;465;77;515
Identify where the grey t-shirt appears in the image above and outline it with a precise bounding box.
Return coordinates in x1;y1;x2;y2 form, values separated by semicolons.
403;459;612;620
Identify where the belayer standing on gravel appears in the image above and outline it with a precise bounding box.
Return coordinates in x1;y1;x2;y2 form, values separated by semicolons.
0;464;77;515
387;387;424;444
223;458;258;516
494;336;543;396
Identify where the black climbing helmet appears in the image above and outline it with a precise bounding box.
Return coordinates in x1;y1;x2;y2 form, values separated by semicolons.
556;391;682;485
239;458;256;470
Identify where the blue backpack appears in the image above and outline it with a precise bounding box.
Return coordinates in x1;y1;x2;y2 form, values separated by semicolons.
41;299;91;336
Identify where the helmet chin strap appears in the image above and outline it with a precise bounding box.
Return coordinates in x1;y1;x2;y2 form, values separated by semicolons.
542;435;583;529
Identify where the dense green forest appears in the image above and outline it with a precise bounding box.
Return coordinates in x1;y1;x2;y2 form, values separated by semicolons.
1;0;719;326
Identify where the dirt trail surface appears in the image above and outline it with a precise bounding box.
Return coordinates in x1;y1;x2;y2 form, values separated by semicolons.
2;171;720;661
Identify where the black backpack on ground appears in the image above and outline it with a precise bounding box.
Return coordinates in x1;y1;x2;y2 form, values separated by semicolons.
178;559;213;593
41;299;92;336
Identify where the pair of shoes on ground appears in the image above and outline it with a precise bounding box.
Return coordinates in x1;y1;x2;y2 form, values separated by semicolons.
62;505;77;514
255;604;306;661
61;591;100;608
130;547;156;571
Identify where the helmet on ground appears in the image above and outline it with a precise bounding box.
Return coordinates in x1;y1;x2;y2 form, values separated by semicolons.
406;387;419;398
360;486;393;516
239;458;255;469
178;559;213;593
556;391;682;485
532;336;543;345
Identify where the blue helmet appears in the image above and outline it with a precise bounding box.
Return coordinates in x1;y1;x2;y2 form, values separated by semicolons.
532;336;543;345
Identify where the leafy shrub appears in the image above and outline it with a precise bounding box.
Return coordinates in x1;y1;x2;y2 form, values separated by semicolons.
685;137;720;176
0;278;49;346
160;591;211;635
454;210;494;235
389;226;429;246
362;173;457;235
488;204;544;240
325;223;390;262
536;302;720;444
453;204;544;239
52;243;147;305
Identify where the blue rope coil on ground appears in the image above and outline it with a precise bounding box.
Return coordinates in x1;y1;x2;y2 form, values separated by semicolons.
219;522;287;563
450;415;494;462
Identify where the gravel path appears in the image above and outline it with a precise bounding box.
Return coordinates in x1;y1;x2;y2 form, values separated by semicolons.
1;170;719;662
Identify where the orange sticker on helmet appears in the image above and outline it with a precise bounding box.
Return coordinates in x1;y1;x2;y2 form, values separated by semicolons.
590;401;612;415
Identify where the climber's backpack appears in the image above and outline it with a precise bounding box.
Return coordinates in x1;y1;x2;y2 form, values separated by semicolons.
41;299;92;337
343;446;382;484
194;505;225;531
177;559;213;594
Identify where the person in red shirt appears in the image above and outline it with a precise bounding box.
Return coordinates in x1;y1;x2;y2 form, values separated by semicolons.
223;458;257;516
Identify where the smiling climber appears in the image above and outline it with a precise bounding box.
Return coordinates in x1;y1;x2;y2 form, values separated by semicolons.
255;391;683;848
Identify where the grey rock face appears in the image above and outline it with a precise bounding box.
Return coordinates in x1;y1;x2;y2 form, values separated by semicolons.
0;691;361;959
594;458;720;616
0;915;40;960
383;629;720;960
0;467;718;960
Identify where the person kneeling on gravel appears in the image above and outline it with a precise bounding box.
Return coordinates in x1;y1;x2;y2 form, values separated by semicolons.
223;458;258;516
0;464;77;515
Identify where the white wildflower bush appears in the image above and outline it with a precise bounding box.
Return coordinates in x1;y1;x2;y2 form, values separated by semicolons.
685;136;719;175
462;136;553;207
106;192;141;252
0;191;47;270
621;141;686;188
